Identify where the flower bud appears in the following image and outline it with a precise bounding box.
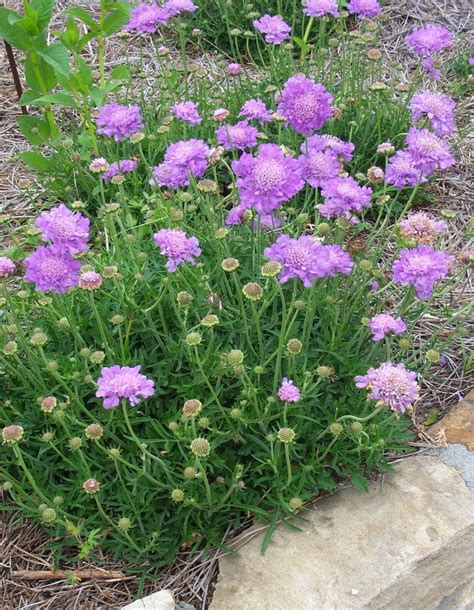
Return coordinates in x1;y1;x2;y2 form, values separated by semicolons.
230;408;242;419
350;422;363;436
190;437;211;457
2;425;24;445
118;517;132;531
201;314;219;328
198;417;210;428
221;257;240;272
289;497;303;510
89;351;105;364
184;466;197;479
277;428;295;443
69;437;83;451
41;396;57;413
53;495;64;505
168;421;179;432
359;260;373;271
103;265;118;278
41;432;54;443
85;423;103;440
261;261;282;277
30;331;47;347
242;282;263;301
316;365;335;379
82;478;101;494
293;300;306;310
186;332;202;346
42;508;57;524
286;339;302;355
171;489;185;502
110;314;124;325
254;365;265;375
398;338;411;350
367;166;385;184
182;399;202;420
177;291;193;307
329;422;343;437
3;341;18;356
227;350;244;365
425;349;440;364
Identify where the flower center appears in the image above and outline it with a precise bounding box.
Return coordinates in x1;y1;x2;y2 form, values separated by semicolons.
285;244;312;269
294;93;319;120
40;256;68;280
253;159;285;191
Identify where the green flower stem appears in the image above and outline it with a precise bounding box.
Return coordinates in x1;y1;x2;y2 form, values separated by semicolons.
300;17;314;62
195;457;212;505
114;461;146;536
315;404;386;442
13;445;50;504
93;495;142;552
193;347;231;426
284;444;292;487
89;292;110;351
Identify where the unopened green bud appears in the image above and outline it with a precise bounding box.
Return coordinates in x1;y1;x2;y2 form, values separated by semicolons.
168;421;179;432
42;508;57;524
287;339;302;355
186;332;202;346
68;437;82;450
171;489;185;502
351;422;363;436
118;517;132;531
227;349;244;365
190;437;210;457
289;497;303;510
329;422;343;437
230;408;242;419
426;349;440;364
184;466;197;479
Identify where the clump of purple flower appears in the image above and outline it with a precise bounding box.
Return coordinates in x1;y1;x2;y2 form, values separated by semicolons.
124;2;170;34
263;234;352;287
253;14;291;45
151;139;209;189
216;121;258;151
355;362;419;413
392;246;453;299
0;257;15;278
96;365;155;409
278;378;301;403
96;103;143;141
368;313;407;342
163;0;197;16
154;229;201;272
277;75;334;135
35;204;90;254
23;246;81;294
299;148;341;188
239;98;273;124
348;0;381;19
405;24;453;57
408;91;455;137
385;150;426;189
103;159;138;183
406;127;455;174
399;212;447;245
303;0;339;18
319;177;372;220
303;134;354;162
171;101;202;125
229;144;304;219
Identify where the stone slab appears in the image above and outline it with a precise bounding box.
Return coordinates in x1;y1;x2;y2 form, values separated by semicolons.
210;456;474;610
424;443;474;492
122;589;175;610
430;389;474;450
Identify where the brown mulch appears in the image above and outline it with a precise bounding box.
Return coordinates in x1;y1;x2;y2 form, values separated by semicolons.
0;0;473;608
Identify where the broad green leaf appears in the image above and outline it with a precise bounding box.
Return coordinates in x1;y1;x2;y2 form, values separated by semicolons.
30;0;56;32
111;65;131;81
20;151;51;172
37;43;70;77
423;410;442;426
67;6;99;32
292;36;309;53
19;89;42;105
17;115;51;145
0;8;30;50
350;474;369;493
24;55;57;91
101;6;131;35
34;92;79;109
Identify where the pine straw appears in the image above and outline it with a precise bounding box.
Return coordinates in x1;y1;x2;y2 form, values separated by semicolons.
0;0;473;608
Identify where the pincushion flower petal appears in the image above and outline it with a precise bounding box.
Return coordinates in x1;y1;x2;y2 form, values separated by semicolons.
367;313;407;342
154;229;201;272
408;91;455;137
302;133;354;162
35;204;90;254
405;24;453;57
398;212;447;245
23;246;81;294
151;139;210;189
277;75;334;135
385;150;427;189
392;246;453;299
347;0;381;19
319;176;372;219
278;378;301;403
303;0;339;18
216;121;259;151
253;14;291;45
406;128;455;175
0;256;16;278
103;159;138;183
96;365;155;409
239;98;273;124
171;101;202;125
96;103;144;141
355;362;419;413
124;2;170;33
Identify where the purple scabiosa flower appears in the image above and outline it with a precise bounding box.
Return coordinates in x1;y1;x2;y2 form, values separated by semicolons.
406;127;455;174
35;204;90;254
171;101;202;125
96;104;143;141
347;0;381;19
408;92;455;137
392;246;454;299
230;143;304;217
23;246;81;294
239;98;273;124
225;202;250;226
355;362;419;413
254;212;283;231
303;0;339;18
79;271;102;291
253;14;291;44
154;229;201;272
421;56;441;80
263;234;351;287
324;244;354;276
151;139;209;189
89;157;109;173
299;149;341;188
303;134;355;162
103;159;138;183
278;378;301;403
0;257;15;278
277;75;334;135
124;2;170;33
405;25;453;57
368;313;407;342
163;0;197;16
216;121;259;151
227;63;242;76
385;150;426;189
96;365;155;409
319;176;372;220
370;279;379;292
399;212;447;245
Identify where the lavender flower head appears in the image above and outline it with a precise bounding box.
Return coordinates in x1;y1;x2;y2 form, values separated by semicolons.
154;229;201;272
278;378;301;403
347;0;381;19
227;63;242;76
406;127;455;174
368;313;407;342
96;103;143;141
277;75;334;135
239;98;273;124
103;159;138;183
23;246;81;294
319;176;372;220
163;0;197;16
399;212;447;245
408;91;455;137
229;143;304;218
392;246;453;299
263;234;352;287
35;204;90;254
405;25;453;57
0;257;15;278
151;139;209;189
303;0;339;18
299;148;341;188
355;362;419;413
385;150;426;189
216;121;258;151
324;244;354;276
171;101;202;125
124;3;170;34
303;133;354;162
96;365;155;409
253;14;291;45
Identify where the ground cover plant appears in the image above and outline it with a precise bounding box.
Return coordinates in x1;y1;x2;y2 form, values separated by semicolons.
0;0;471;572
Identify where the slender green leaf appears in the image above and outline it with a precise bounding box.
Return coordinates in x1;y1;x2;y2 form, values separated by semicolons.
34;92;79;109
350;474;369;493
67;6;99;32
